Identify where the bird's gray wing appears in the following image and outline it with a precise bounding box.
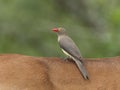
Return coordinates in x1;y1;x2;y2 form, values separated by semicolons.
59;36;82;60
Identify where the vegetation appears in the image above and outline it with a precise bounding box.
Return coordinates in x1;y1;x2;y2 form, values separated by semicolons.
0;0;120;58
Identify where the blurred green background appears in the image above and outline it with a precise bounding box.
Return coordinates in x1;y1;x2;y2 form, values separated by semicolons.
0;0;120;58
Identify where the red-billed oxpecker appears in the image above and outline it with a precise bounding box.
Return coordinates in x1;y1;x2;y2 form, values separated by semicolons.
52;27;89;80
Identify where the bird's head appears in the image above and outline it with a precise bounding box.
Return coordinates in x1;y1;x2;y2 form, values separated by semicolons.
52;27;66;35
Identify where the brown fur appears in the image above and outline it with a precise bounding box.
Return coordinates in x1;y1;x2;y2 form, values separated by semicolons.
0;54;119;90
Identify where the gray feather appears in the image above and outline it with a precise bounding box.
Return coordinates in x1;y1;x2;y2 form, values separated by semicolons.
58;35;89;79
75;60;89;79
58;35;82;60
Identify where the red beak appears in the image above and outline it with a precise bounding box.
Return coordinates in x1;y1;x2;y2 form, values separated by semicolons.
52;28;59;32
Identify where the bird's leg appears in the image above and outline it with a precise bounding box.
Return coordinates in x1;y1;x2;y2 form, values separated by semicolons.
63;57;69;61
63;57;74;62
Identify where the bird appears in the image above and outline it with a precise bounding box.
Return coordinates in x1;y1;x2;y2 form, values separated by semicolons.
52;27;89;80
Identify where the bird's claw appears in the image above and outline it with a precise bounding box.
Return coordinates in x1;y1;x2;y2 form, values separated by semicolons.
63;57;74;62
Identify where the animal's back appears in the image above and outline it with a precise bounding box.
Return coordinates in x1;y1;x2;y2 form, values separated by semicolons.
0;54;120;90
0;54;53;90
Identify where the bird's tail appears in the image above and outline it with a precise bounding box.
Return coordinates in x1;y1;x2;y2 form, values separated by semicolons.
74;60;89;80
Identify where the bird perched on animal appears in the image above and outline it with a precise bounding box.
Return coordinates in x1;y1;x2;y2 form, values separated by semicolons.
52;27;89;80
